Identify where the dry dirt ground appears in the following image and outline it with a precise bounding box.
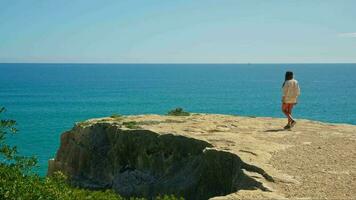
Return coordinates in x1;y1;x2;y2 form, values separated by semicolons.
88;114;356;199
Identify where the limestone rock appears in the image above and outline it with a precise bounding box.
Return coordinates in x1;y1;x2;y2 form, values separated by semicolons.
48;119;273;199
48;114;356;199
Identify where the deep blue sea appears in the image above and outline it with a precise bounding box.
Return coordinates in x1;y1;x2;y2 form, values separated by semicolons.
1;63;356;176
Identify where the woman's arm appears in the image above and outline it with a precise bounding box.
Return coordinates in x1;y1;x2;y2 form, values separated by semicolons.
296;82;300;96
282;81;289;103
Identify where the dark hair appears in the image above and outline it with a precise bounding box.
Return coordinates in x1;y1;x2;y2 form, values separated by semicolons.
282;71;293;87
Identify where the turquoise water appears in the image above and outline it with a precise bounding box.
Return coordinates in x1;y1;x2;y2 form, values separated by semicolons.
1;63;356;175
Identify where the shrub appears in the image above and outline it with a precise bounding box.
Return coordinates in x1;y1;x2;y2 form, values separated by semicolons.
0;165;125;200
110;114;123;119
156;195;184;200
0;107;37;171
167;108;190;116
122;121;141;129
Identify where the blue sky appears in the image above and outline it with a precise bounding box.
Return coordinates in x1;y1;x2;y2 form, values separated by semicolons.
0;0;355;63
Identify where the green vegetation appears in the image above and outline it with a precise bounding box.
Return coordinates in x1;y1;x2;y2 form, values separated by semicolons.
76;121;92;128
0;167;125;200
155;195;184;200
122;121;141;129
0;107;183;200
137;120;161;125
162;119;185;124
0;107;37;172
167;108;190;116
110;114;123;119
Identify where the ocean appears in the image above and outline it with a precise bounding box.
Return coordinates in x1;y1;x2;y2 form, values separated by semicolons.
1;63;355;176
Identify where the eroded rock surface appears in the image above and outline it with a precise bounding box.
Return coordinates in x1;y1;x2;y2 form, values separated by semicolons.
49;114;356;199
48;120;273;199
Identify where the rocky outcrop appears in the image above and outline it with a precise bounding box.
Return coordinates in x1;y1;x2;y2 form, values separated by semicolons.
48;118;274;200
49;114;356;199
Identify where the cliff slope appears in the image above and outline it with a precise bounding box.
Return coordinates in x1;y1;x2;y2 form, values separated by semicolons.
48;114;356;199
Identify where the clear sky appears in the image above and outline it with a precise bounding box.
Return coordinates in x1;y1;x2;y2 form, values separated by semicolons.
0;0;355;63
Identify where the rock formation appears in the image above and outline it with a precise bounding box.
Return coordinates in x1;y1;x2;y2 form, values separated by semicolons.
48;114;356;199
48;121;273;199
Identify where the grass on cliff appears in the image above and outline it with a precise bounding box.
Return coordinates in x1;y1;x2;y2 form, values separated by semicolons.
110;113;123;119
167;108;190;116
122;121;141;129
0;107;183;200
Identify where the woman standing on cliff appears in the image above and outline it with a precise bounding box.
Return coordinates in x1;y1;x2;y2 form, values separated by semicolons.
282;71;300;129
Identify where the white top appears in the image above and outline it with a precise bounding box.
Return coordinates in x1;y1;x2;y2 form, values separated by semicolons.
282;79;300;103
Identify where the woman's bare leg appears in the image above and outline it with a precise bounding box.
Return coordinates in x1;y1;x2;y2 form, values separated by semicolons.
288;104;295;123
282;104;293;125
288;104;297;127
282;104;294;125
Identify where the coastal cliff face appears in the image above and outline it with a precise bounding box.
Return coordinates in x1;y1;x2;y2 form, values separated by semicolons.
48;114;356;200
48;120;272;199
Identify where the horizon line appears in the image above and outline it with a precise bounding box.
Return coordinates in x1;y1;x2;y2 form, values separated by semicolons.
1;62;356;65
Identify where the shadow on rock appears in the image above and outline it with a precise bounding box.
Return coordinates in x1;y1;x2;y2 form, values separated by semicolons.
48;122;274;200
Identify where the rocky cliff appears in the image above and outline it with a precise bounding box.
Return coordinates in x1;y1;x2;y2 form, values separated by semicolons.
48;114;356;199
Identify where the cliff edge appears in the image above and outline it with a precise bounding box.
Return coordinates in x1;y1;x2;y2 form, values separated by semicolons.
48;114;356;199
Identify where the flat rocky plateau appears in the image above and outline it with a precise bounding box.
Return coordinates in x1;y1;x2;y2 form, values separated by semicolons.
48;114;356;200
